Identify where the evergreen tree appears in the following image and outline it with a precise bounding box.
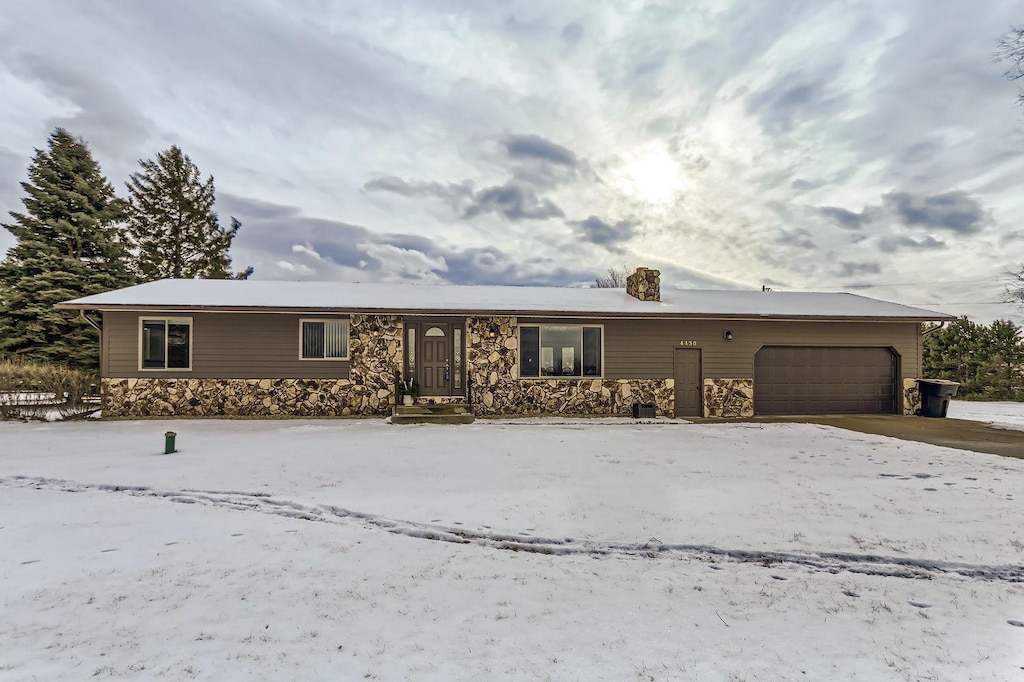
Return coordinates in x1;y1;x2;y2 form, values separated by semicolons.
0;128;134;370
126;145;253;280
923;317;1024;400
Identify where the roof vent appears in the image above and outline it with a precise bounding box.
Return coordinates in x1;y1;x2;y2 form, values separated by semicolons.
626;267;660;302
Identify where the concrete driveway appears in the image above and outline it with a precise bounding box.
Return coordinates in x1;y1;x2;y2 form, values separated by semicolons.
702;415;1024;459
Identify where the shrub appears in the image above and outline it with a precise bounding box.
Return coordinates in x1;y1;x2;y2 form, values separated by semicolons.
0;355;99;420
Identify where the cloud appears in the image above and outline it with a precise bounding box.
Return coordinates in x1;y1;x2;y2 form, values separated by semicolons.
791;178;825;192
877;235;947;252
819;206;869;230
463;180;564;221
837;261;882;278
503;134;578;167
776;228;817;250
0;148;26;256
366;173;564;222
2;51;154;158
360;243;448;282
816;190;992;235
223;194;302;221
748;75;844;135
561;22;583;46
362;175;472;201
881;191;991;234
219;194;589;285
569;216;634;247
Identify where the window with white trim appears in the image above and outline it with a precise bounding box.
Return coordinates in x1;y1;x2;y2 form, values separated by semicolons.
519;324;602;378
140;318;192;370
300;319;349;360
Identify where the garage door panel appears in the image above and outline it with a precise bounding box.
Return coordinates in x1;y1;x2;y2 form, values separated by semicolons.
754;346;896;415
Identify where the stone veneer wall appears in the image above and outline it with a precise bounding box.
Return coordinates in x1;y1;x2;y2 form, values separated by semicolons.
103;314;402;417
703;378;754;418
902;378;921;416
465;316;674;417
625;267;661;301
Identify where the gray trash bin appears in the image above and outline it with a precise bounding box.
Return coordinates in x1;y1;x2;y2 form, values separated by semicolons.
916;379;960;418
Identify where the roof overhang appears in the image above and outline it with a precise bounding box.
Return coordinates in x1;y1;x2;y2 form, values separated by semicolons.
53;301;951;323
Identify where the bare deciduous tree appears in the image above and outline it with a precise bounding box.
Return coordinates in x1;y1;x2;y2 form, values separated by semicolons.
996;25;1024;106
594;264;633;288
1005;266;1024;312
995;29;1023;309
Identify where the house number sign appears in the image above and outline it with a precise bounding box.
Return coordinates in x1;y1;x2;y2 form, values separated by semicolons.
679;340;698;347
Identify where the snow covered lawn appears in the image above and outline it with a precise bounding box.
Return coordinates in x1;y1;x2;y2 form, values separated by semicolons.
2;418;1023;680
949;400;1024;430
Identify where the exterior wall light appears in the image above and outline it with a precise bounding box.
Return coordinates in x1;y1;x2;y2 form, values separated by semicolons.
723;330;733;340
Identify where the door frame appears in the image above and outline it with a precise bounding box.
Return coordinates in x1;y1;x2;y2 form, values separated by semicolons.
673;347;703;418
403;318;466;397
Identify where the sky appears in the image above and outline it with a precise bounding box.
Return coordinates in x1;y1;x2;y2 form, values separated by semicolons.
1;0;1023;323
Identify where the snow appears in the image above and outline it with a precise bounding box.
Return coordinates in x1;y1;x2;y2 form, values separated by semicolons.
2;417;1023;680
57;278;951;320
949;400;1024;431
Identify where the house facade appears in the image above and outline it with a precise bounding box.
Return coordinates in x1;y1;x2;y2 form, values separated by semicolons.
57;268;950;419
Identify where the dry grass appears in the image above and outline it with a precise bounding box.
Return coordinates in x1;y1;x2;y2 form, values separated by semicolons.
0;356;98;421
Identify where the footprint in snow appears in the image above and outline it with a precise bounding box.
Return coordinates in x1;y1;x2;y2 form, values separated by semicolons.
908;601;931;609
230;533;243;537
913;473;933;479
1008;620;1024;628
770;575;788;581
164;541;179;546
21;559;40;565
943;482;956;486
101;548;119;553
842;590;859;598
965;477;978;481
923;488;937;492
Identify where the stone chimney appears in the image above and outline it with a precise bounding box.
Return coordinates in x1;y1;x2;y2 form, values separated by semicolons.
625;267;661;302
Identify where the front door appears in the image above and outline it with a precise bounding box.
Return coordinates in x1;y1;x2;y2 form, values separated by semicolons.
420;326;449;396
674;348;702;417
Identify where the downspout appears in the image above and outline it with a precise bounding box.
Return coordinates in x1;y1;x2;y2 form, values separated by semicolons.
922;321;946;336
79;310;103;398
79;309;100;332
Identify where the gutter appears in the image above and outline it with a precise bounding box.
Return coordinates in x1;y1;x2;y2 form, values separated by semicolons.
79;310;101;331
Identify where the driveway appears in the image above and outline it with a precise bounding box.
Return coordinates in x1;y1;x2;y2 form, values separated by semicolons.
725;415;1024;459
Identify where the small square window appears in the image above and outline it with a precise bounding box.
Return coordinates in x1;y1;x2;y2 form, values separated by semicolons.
300;319;349;360
140;318;192;370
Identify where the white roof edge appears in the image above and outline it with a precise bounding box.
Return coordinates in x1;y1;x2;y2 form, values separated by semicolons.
56;279;956;320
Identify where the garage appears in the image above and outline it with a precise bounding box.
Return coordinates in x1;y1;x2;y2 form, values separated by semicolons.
754;346;897;415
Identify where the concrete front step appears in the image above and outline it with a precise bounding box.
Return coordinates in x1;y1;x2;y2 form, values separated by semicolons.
392;402;475;425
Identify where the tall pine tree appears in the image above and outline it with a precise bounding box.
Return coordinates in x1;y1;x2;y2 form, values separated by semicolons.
126;145;252;280
0;128;134;371
922;317;1024;400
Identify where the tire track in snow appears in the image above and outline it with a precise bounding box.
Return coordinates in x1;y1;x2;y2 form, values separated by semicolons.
4;475;1023;583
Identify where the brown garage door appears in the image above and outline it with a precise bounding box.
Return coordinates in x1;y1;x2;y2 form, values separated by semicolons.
754;346;896;415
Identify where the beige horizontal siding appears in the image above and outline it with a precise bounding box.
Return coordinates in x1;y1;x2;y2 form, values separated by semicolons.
524;318;921;381
104;311;351;379
103;311;921;383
